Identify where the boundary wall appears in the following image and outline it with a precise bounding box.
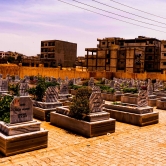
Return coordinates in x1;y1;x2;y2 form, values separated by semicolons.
1;64;166;81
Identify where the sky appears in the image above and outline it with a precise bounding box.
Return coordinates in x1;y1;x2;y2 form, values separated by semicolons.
0;0;166;56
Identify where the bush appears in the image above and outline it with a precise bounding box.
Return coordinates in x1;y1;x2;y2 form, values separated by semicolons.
69;85;82;90
28;76;59;101
0;95;14;123
107;88;115;94
82;80;89;86
69;87;92;120
8;83;19;96
123;87;138;93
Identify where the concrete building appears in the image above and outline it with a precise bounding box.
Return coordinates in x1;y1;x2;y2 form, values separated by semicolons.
40;40;77;67
160;40;166;71
85;36;161;73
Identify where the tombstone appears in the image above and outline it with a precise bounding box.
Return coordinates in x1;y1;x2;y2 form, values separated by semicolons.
114;81;121;91
15;75;20;82
24;76;30;83
65;76;68;84
10;96;33;124
154;79;159;91
89;86;103;113
44;86;59;102
50;77;57;83
57;78;61;84
59;83;69;94
110;80;115;88
147;79;153;95
19;82;29;96
88;77;94;88
45;77;49;82
0;79;8;92
68;79;74;86
105;79;109;85
137;88;148;107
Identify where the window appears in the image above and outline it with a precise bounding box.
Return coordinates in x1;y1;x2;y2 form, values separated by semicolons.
102;42;105;45
148;49;152;52
163;62;166;65
164;45;166;48
164;53;166;56
148;56;152;60
111;42;114;44
149;41;153;44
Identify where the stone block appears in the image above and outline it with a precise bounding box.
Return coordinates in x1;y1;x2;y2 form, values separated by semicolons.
0;121;40;136
103;108;158;126
0;129;48;156
50;112;115;138
148;99;157;107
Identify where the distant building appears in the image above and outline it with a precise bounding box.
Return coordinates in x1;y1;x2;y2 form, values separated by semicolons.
85;36;161;73
40;40;77;67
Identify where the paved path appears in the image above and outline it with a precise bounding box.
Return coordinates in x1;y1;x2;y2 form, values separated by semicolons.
1;108;166;166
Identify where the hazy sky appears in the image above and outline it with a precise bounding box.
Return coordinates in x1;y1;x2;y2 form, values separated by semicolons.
0;0;166;56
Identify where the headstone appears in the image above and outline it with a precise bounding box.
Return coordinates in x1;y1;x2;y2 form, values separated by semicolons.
68;79;74;86
57;78;61;84
89;86;103;113
19;82;29;96
147;79;153;95
15;75;20;82
10;97;33;124
44;86;59;102
137;89;148;107
50;77;57;83
59;83;69;94
65;76;68;84
110;80;115;88
88;77;94;88
114;81;121;91
45;77;49;82
0;79;8;91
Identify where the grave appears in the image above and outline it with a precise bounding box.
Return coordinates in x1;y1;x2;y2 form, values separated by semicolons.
59;83;71;102
50;86;115;137
0;96;48;156
88;77;94;88
33;86;62;121
0;79;8;94
19;80;29;96
103;87;158;126
156;97;166;110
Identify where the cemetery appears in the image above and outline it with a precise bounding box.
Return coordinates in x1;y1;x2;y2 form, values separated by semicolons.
0;73;165;159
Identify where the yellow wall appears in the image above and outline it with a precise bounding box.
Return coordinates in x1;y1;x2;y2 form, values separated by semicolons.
19;67;89;79
2;64;166;81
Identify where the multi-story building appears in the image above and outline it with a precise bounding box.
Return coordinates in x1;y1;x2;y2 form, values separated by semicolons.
85;36;161;73
160;40;166;71
40;40;77;67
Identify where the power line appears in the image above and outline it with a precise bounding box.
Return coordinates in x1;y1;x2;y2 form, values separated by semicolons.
57;0;166;34
72;0;166;28
109;0;166;20
92;0;166;26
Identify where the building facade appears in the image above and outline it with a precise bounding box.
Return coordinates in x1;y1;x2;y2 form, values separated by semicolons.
40;40;77;67
85;36;161;73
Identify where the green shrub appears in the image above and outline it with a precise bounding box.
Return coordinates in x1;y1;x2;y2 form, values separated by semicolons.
8;83;19;96
69;84;82;90
69;88;92;119
123;87;138;93
107;88;115;94
0;95;14;123
28;76;59;101
82;80;89;86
